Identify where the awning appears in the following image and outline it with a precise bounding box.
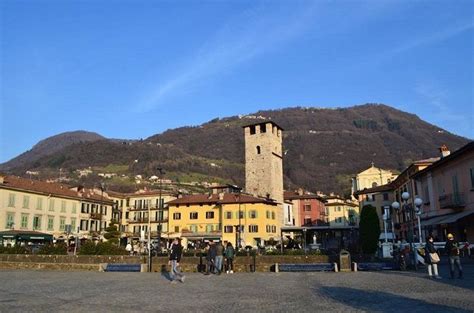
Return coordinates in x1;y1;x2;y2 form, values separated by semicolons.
437;209;474;224
422;209;474;227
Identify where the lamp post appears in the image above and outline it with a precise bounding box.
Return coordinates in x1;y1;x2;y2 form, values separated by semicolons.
414;197;423;244
237;191;242;251
391;191;416;268
157;168;164;252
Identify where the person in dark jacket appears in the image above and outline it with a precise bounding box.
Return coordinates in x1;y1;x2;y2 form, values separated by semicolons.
205;241;217;275
169;238;185;283
224;242;235;274
444;233;463;279
215;241;224;274
424;235;441;279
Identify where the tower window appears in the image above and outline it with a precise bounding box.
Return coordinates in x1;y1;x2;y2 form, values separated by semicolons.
250;125;256;135
260;124;266;133
256;146;261;154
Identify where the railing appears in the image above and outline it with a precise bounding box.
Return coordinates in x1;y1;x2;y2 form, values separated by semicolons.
128;218;168;224
439;193;466;209
127;205;167;211
89;212;103;220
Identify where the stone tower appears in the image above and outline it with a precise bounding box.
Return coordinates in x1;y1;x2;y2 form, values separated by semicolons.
243;121;284;204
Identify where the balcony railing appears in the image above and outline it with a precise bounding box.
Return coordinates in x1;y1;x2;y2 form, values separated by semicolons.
439;193;466;209
128;205;167;211
128;218;168;224
89;212;103;220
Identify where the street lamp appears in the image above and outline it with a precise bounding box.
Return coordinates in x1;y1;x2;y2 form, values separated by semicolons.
414;197;423;244
391;191;416;268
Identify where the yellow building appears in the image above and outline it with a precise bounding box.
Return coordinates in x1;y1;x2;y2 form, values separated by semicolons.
167;193;280;248
351;163;398;197
0;174;114;242
108;190;176;240
323;195;359;227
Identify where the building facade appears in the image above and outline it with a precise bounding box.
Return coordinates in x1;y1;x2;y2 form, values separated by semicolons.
323;196;359;227
351;163;398;197
284;190;327;227
0;175;113;241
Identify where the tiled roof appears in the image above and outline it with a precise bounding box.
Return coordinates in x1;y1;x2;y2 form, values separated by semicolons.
0;175;113;204
284;191;323;201
353;183;394;196
168;193;276;205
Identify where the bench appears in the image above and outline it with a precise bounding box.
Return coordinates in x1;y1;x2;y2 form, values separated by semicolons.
105;263;142;272
276;263;335;272
356;262;397;271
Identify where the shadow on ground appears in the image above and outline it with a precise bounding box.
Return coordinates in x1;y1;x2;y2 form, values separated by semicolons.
319;286;471;312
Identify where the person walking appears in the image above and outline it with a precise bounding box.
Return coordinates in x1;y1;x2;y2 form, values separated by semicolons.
444;233;463;279
206;241;217;275
224;242;235;274
424;235;441;279
169;238;185;283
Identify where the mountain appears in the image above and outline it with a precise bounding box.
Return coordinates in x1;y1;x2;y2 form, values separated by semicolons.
0;104;469;195
1;131;105;171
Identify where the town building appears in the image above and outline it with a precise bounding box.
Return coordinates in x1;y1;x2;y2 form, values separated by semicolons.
0;174;114;244
354;184;394;234
413;142;474;242
351;163;398;197
323;195;359;227
284;190;326;227
167;192;279;248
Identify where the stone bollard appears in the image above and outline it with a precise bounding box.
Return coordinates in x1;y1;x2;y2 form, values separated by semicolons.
275;263;279;273
352;262;358;272
334;262;339;272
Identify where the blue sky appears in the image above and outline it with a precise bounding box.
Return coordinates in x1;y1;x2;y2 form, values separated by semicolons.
1;0;473;163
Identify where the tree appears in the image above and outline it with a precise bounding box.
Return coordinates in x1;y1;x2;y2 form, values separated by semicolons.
103;223;120;244
359;204;381;254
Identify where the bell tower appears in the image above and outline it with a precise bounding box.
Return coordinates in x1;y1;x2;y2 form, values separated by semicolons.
243;121;283;204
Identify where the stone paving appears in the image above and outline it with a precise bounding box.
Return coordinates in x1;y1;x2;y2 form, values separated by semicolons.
0;265;473;312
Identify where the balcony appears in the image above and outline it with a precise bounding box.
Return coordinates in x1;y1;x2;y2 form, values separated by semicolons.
128;218;168;224
439;193;466;209
89;212;103;220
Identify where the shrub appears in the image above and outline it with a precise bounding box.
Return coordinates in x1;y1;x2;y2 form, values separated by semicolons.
0;245;28;254
37;243;68;255
78;241;128;255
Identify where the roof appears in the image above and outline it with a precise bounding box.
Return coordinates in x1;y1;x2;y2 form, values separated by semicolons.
412;141;474;179
354;183;394;196
0;175;114;204
107;189;175;198
284;191;323;201
168;193;277;206
242;120;284;131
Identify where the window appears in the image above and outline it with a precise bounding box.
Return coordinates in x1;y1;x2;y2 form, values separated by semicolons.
80;219;88;231
23;196;30;209
174;226;180;232
61;201;67;213
225;211;232;219
190;212;198;220
256;146;261;154
189;225;198;232
260;124;266;133
206;224;214;232
33;216;41;230
36;198;43;210
249;225;258;233
72;203;77;214
272;225;276;233
337;206;342;212
173;213;181;220
471;168;474;189
304;218;312;225
8;194;15;207
250;125;256;135
6;213;14;228
249;210;257;218
206;211;214;219
266;225;271;232
371;195;376;201
383;193;389;201
47;217;54;231
271;212;275;220
224;225;233;233
49;199;55;211
304;204;311;212
71;218;77;232
59;217;66;231
21;214;28;229
266;211;270;219
238;211;244;219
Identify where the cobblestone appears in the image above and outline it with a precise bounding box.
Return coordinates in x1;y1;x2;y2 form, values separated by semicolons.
0;265;472;312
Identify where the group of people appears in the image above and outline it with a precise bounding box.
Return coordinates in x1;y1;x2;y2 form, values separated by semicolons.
424;233;464;279
204;240;235;275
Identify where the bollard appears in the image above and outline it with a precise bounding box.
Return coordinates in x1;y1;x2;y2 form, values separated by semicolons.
275;263;279;273
353;262;358;272
334;262;339;272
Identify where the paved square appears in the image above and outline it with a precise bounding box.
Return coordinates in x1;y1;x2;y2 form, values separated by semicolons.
0;266;473;312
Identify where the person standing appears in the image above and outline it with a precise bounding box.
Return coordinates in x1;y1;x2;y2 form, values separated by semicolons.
169;238;185;283
224;242;235;274
206;241;217;275
444;233;463;279
215;240;224;274
424;235;441;279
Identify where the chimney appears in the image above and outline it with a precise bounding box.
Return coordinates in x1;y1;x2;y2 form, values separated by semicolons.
439;145;450;158
218;192;224;201
297;188;304;196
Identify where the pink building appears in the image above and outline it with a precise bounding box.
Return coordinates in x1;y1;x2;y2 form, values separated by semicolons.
284;190;327;227
413;142;474;242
